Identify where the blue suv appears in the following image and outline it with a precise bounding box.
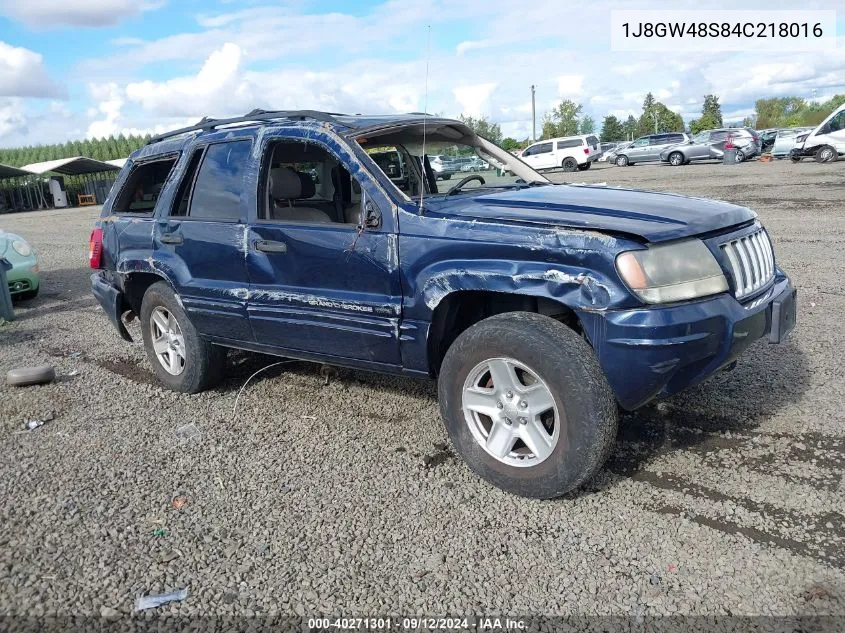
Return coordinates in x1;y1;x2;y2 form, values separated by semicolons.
89;110;796;498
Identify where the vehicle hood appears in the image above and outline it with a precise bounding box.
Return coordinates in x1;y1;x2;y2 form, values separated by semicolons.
423;184;756;243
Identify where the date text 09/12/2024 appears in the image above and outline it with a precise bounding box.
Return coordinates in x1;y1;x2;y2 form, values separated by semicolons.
307;617;526;630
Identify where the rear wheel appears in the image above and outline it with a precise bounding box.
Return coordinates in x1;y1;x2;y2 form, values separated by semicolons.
562;158;579;172
734;150;746;163
438;312;618;499
668;152;684;166
577;162;591;171
615;155;628;167
815;145;837;163
140;281;226;393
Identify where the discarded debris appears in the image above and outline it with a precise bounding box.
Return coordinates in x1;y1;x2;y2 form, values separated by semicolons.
7;365;56;387
134;588;188;611
67;370;80;377
171;496;188;510
152;528;169;538
175;423;201;443
24;411;55;431
231;360;295;421
68;351;83;359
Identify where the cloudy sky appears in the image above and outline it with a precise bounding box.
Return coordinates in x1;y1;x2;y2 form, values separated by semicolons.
0;0;843;146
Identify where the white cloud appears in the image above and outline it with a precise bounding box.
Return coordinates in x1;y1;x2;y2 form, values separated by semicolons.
0;0;165;28
0;41;64;99
0;99;27;139
453;83;497;118
456;40;494;56
87;83;124;138
557;75;584;97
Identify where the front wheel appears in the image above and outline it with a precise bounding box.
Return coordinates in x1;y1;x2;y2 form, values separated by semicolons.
815;145;837;163
668;152;684;166
790;154;802;163
438;312;618;499
140;281;227;393
615;155;628;167
577;162;591;171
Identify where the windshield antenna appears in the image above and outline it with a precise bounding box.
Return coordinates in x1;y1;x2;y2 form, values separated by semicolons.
419;24;431;214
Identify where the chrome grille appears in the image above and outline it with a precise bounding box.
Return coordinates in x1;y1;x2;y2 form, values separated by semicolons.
720;228;775;299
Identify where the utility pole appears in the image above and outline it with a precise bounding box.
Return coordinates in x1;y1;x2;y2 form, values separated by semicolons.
531;85;536;142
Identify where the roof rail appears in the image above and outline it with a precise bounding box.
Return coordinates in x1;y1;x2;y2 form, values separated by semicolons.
146;109;344;145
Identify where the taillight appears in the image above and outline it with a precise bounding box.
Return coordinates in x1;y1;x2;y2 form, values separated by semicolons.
89;227;104;269
583;148;590;155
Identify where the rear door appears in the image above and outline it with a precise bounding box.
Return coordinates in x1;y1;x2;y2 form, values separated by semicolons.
154;139;254;342
707;130;730;159
245;129;402;366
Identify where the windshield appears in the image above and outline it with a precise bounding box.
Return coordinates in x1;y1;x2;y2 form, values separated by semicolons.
356;121;548;200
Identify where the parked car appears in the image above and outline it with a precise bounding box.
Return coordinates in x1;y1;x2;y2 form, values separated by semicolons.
790;103;845;163
601;141;632;164
596;142;619;162
428;155;457;180
770;128;814;158
758;128;781;154
519;134;600;172
460;156;490;171
90;110;796;499
1;230;39;300
612;133;689;166
659;128;759;165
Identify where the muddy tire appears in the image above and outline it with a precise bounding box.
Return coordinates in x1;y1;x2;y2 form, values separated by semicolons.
437;312;618;499
140;281;226;393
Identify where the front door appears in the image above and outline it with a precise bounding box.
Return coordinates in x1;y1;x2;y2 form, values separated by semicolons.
627;137;650;161
245;130;403;367
154;140;253;342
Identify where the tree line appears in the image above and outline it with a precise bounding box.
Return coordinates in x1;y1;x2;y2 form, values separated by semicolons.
0;134;152;168
463;92;844;150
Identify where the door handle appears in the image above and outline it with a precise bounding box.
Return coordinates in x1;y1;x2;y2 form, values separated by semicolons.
255;239;287;254
160;233;183;245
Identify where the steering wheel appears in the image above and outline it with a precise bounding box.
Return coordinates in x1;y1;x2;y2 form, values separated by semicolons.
446;175;485;195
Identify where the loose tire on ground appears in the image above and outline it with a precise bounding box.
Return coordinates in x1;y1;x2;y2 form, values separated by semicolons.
577;162;591;171
140;281;226;393
437;312;618;499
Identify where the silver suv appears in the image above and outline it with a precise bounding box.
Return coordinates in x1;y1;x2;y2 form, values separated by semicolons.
613;132;689;166
660;128;760;165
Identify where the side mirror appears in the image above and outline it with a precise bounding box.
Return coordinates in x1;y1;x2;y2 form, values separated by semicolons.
364;201;381;229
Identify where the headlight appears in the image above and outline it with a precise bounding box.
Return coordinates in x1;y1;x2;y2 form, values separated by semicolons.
11;239;32;257
615;239;728;304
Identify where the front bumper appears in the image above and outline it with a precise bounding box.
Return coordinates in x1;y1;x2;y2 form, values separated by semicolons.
578;272;796;410
6;260;39;295
91;271;132;341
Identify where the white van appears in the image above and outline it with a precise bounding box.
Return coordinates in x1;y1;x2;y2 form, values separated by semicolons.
519;134;600;172
791;103;845;163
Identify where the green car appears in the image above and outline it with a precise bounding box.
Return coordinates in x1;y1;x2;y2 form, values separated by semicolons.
1;231;40;300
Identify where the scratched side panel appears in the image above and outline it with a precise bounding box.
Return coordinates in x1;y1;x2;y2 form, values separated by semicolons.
395;204;644;373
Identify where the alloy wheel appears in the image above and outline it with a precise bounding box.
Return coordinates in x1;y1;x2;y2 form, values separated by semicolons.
150;306;186;375
461;357;560;467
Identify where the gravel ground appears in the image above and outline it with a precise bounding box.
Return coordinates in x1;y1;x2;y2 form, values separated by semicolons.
0;159;843;625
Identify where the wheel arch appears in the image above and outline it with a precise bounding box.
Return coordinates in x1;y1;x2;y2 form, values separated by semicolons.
427;289;584;376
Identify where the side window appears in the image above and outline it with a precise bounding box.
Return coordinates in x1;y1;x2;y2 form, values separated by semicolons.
113;157;177;213
535;142;553;154
557;139;582;149
586;135;599;146
261;139;370;226
170;149;204;217
522;145;536;156
189;141;252;222
632;138;649;147
709;131;729;143
827;111;845;132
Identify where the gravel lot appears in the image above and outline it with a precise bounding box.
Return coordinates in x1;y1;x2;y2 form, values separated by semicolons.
1;159;843;623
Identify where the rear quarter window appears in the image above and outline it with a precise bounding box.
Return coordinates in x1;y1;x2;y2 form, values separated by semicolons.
188;141;252;222
556;139;583;149
112;157;178;214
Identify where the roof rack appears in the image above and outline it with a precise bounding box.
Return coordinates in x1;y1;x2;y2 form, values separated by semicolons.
146;109;345;145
